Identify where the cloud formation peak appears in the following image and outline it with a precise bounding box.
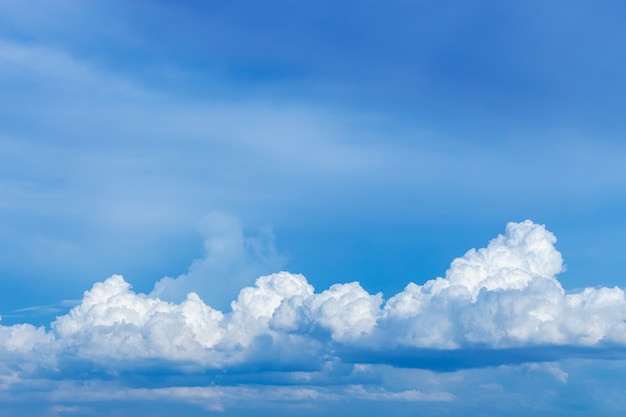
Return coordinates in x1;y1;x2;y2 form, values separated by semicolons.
380;221;625;349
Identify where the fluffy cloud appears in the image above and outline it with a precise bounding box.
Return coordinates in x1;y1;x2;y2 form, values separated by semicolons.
54;275;225;363
271;280;383;342
1;220;626;388
379;221;626;348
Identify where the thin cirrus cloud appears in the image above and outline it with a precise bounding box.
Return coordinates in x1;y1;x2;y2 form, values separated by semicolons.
2;220;625;385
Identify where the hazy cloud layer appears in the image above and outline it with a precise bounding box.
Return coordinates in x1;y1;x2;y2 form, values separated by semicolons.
151;211;287;310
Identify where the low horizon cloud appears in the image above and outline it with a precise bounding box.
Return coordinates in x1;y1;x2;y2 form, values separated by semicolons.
2;219;626;414
3;220;625;376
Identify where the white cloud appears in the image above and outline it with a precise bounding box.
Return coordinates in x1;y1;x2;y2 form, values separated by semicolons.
379;221;626;348
346;385;455;402
53;275;225;363
526;362;569;384
266;220;621;352
271;281;383;342
226;272;312;344
1;220;626;409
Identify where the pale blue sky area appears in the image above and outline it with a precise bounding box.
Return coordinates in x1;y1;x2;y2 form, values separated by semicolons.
1;1;626;415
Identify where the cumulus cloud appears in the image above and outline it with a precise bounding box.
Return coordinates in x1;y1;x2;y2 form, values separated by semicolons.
379;221;626;349
151;211;287;310
54;275;225;363
1;220;626;412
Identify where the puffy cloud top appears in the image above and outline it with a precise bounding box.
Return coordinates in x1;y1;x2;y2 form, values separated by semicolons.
2;221;626;376
53;275;225;362
445;220;563;298
381;221;626;348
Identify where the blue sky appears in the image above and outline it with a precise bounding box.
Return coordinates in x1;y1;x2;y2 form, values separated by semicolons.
1;1;626;415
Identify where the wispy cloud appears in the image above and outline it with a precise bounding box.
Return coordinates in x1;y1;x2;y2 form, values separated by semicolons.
151;211;287;310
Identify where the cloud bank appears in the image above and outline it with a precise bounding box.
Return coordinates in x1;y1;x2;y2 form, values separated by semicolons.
0;219;626;416
3;221;625;375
